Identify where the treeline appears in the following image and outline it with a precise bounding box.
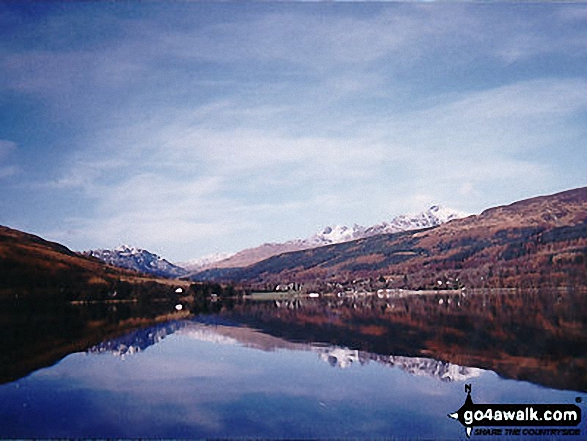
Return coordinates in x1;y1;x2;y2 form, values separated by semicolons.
189;282;244;312
1;270;244;308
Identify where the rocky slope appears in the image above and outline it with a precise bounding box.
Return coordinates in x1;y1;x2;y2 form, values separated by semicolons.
86;245;187;279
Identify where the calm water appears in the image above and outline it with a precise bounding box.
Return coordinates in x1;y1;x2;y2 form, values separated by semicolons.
0;290;585;439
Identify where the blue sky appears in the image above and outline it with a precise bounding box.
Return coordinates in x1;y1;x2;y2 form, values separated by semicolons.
1;2;586;262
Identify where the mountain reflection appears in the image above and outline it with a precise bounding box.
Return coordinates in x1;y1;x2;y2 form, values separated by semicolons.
88;319;483;383
222;288;587;392
1;288;585;392
0;298;189;384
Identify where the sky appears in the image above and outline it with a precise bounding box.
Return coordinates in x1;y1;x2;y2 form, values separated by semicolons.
1;2;586;262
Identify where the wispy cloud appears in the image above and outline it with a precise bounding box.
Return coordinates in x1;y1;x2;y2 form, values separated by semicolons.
0;140;19;179
1;3;586;260
47;74;585;258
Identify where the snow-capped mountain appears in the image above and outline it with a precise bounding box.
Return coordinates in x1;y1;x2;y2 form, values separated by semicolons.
89;206;467;277
304;224;367;246
370;354;482;382
362;205;467;237
178;252;236;272
319;348;481;381
86;245;187;279
306;205;466;246
190;205;467;272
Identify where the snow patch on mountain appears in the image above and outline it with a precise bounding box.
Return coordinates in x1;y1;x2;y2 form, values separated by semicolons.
363;205;468;237
305;224;367;246
86;245;187;278
187;205;468;272
300;205;467;247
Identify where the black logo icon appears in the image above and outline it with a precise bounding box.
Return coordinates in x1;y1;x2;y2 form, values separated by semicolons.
448;384;476;437
448;384;582;438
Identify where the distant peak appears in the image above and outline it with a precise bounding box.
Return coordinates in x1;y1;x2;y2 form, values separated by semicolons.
114;244;139;252
183;205;468;272
86;245;186;278
177;252;237;271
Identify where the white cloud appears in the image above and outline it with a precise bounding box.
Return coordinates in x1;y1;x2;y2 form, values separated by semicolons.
0;140;16;155
557;6;587;23
0;140;19;179
45;74;587;260
3;5;587;260
0;165;18;179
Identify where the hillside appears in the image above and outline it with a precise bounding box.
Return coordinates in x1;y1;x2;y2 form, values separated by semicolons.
0;225;186;302
193;187;587;290
185;205;465;273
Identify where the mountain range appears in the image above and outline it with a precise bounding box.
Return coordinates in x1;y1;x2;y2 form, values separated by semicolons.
85;205;465;278
173;205;466;276
192;187;587;290
1;187;585;292
1;188;584;389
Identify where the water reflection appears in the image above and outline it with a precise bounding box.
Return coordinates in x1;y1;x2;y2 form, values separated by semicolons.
88;319;483;382
226;288;587;392
89;320;186;358
0;316;582;439
0;289;585;439
1;288;586;392
0;298;188;384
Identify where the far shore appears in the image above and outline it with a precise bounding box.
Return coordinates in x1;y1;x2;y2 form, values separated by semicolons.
244;286;584;301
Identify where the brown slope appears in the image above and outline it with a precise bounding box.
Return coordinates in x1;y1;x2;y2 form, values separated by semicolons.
431;186;587;236
202;187;587;289
205;241;311;269
0;225;217;385
0;225;187;301
189;207;465;274
0;225;111;294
